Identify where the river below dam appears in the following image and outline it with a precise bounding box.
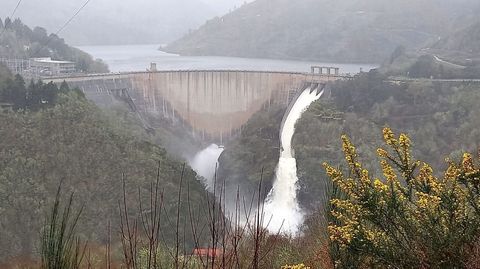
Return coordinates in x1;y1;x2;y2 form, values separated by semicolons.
78;44;376;74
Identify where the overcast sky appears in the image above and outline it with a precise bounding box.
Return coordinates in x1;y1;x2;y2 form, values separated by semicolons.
0;0;254;45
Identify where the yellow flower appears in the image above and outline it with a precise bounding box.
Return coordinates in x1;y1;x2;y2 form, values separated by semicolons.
341;135;359;169
417;192;441;210
462;153;475;173
325;128;480;263
324;163;358;196
416;163;441;193
373;179;388;193
360;169;370;186
382;127;397;145
363;229;387;247
328;223;357;247
381;160;397;183
445;161;460;181
377;148;389;158
399;133;412;163
399;133;411;148
324;163;341;179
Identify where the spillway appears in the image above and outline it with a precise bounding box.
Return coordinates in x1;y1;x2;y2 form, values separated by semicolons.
263;87;323;235
189;144;224;191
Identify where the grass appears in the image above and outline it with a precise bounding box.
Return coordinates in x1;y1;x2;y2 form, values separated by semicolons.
40;186;86;269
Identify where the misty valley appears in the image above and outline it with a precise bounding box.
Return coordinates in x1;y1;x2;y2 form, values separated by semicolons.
1;0;480;268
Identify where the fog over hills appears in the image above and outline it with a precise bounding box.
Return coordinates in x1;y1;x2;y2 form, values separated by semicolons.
165;0;480;63
431;19;480;61
0;0;247;45
201;0;250;13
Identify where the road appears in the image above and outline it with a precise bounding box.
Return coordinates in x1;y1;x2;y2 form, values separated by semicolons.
433;55;466;69
388;76;480;83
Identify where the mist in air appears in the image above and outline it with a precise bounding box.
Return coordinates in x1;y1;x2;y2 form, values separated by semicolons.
0;0;252;45
189;144;224;192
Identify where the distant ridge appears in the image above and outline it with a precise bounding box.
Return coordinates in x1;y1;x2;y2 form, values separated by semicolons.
165;0;479;63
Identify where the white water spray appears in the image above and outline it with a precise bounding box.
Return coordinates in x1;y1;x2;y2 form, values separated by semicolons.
189;144;224;191
264;87;323;235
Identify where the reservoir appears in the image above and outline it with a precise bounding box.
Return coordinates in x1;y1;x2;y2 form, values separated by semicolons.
78;44;376;73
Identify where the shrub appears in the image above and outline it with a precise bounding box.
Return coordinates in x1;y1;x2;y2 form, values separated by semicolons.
324;127;480;268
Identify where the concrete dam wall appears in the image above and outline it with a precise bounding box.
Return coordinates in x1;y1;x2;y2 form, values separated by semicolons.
47;70;340;141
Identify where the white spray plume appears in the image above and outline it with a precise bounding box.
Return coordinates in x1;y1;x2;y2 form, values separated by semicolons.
264;87;323;235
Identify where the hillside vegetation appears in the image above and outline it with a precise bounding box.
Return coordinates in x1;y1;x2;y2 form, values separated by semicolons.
165;0;479;63
217;105;284;206
0;18;108;73
0;70;208;260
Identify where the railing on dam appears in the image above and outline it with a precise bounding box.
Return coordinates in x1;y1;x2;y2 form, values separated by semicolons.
44;69;348;143
44;69;352;83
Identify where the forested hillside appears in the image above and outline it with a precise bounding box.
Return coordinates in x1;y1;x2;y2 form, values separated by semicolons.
0;18;108;73
0;70;208;260
216;105;284;205
165;0;479;63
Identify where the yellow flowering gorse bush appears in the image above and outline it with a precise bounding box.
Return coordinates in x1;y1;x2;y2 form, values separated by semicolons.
324;127;480;268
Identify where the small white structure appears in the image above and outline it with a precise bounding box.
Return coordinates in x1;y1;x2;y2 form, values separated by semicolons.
29;57;75;76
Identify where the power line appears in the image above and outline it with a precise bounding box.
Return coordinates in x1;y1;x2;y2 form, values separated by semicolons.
32;0;93;57
54;0;92;37
9;0;23;18
7;0;23;21
0;0;25;38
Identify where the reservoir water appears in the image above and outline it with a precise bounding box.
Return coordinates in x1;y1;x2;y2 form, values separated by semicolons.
78;44;376;73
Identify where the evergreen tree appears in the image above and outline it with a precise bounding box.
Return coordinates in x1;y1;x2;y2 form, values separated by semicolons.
4;17;12;29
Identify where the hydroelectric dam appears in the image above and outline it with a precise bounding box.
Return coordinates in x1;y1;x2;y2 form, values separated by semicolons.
45;66;348;142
